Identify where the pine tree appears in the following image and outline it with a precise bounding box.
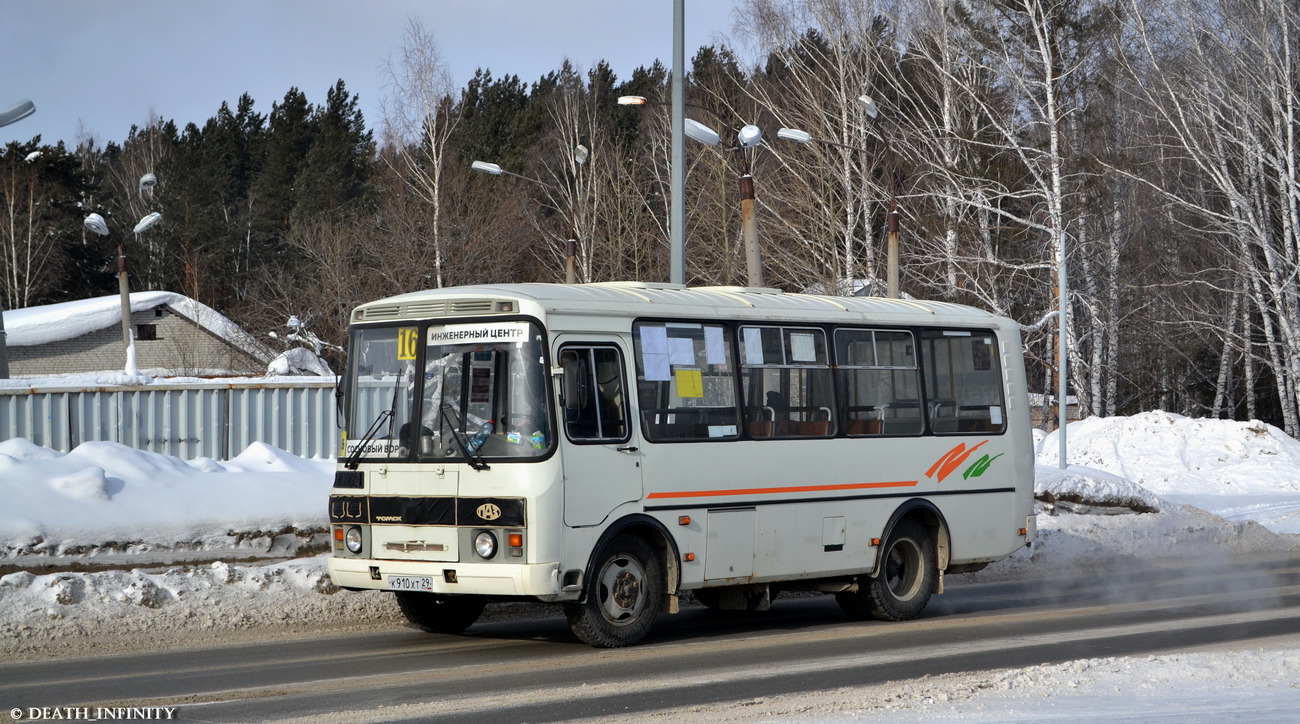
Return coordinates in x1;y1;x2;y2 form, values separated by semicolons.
293;79;374;221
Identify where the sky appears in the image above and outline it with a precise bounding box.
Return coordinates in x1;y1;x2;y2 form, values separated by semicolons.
0;0;743;148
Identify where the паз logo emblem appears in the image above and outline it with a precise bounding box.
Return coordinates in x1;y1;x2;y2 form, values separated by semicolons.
476;503;502;521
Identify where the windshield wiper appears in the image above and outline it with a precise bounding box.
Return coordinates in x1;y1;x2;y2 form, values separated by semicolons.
440;403;490;471
343;409;393;470
343;367;405;470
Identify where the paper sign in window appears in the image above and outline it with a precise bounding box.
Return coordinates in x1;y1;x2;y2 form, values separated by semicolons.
640;325;671;381
669;337;696;366
743;327;764;365
675;368;704;398
790;332;818;362
704;326;726;365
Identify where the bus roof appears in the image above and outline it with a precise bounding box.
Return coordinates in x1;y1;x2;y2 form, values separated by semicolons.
351;282;1016;330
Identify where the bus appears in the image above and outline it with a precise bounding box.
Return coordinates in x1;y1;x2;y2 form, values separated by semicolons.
327;282;1036;647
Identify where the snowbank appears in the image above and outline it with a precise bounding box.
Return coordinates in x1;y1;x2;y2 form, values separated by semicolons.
0;438;332;560
1036;410;1300;496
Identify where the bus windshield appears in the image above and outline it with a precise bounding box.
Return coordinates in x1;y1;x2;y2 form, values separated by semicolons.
342;321;552;463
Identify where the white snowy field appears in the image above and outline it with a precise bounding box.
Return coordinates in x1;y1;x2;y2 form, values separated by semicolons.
2;410;1300;720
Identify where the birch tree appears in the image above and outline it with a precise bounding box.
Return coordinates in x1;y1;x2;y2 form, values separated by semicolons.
902;0;1117;423
1118;0;1300;435
381;17;459;289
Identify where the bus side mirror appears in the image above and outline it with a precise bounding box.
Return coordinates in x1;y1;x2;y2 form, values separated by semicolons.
561;357;588;422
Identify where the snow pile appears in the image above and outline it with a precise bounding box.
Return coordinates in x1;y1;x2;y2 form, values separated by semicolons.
1035;411;1300;533
0;557;401;660
1036;410;1300;495
0;438;332;560
638;648;1300;723
1033;463;1162;514
267;346;335;376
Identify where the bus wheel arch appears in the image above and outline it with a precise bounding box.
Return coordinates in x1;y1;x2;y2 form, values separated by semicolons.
877;500;951;578
566;519;675;647
583;514;682;601
837;501;946;622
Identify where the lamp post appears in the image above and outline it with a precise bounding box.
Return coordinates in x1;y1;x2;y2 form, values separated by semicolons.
83;210;163;371
777;95;900;298
621;98;766;287
471;147;587;284
858;95;901;299
0;99;36;379
676;117;765;287
83;213;133;355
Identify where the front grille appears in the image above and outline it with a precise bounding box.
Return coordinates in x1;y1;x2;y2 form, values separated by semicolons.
356;298;503;322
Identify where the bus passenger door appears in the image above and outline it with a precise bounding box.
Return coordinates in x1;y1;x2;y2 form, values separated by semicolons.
556;340;643;526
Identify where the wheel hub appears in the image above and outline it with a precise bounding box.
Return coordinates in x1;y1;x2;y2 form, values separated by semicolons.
611;569;640;610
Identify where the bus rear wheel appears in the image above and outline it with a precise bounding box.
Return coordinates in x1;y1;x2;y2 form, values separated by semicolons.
394;591;486;634
837;519;936;621
566;534;663;647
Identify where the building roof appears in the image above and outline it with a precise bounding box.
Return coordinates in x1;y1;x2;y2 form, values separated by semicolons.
4;291;274;362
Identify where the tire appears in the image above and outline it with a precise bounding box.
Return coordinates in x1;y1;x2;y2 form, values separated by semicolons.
836;519;936;621
394;591;486;634
565;534;663;647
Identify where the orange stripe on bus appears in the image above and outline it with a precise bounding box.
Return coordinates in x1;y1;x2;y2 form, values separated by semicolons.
646;480;919;500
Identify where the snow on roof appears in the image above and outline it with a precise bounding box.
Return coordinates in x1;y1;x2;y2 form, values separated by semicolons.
3;291;274;362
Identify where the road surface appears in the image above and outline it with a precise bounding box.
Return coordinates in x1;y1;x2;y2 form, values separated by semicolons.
4;553;1299;722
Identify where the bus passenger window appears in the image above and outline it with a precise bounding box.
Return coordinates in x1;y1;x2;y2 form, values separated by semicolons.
740;326;834;438
633;322;739;442
834;329;922;436
920;330;1007;435
560;346;629;443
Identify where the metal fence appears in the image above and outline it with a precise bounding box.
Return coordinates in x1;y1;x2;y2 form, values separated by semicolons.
0;379;338;460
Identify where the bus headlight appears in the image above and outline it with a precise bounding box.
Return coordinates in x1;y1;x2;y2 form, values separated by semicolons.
474;531;498;560
345;526;364;554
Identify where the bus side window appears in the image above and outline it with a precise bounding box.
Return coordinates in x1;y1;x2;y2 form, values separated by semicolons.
835;329;922;437
633;322;740;442
740;325;834;438
560;346;630;443
920;330;1007;435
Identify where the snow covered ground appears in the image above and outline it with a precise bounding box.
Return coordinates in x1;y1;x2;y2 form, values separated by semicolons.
2;410;1300;720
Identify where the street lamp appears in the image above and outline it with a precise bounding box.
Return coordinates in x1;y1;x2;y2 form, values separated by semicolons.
688;118;764;287
0;99;36;379
0;99;35;128
83;210;163;372
777;96;901;298
622;100;766;287
471;148;586;284
83;213;133;360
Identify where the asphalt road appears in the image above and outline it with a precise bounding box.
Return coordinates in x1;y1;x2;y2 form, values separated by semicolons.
4;553;1300;723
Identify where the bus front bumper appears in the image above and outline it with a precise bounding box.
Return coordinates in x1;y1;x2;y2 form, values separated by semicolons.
327;556;563;598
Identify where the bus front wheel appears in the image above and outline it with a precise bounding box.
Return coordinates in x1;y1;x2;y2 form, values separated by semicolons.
566;534;663;647
837;519;936;621
394;591;486;634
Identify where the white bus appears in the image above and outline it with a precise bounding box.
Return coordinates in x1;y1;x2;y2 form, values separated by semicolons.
327;282;1036;647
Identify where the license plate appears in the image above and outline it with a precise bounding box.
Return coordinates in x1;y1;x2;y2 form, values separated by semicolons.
388;576;433;591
